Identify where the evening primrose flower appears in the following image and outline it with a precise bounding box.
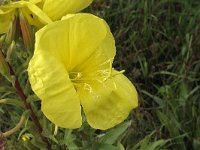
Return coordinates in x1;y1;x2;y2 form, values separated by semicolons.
28;13;138;130
37;0;93;21
0;0;51;34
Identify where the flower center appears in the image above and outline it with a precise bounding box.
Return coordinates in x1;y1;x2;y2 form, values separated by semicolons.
69;72;83;81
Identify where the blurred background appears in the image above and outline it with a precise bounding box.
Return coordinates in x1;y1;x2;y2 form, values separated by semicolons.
90;0;200;149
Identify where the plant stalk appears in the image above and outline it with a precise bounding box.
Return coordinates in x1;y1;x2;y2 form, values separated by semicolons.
0;49;51;149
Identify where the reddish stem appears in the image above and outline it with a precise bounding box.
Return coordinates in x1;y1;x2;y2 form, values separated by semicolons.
1;49;51;149
9;65;51;149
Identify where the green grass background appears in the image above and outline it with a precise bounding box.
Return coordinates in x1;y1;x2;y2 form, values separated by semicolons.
0;0;200;149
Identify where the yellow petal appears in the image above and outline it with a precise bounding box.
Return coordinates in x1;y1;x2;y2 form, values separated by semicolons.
29;0;42;4
35;13;110;71
28;50;82;128
78;70;138;130
0;1;51;29
0;8;15;33
42;0;93;20
72;20;116;83
21;2;52;28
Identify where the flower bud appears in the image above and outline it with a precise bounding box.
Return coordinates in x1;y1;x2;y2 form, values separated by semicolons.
0;50;10;76
6;41;15;62
21;133;32;142
5;15;17;45
19;12;33;51
0;35;6;48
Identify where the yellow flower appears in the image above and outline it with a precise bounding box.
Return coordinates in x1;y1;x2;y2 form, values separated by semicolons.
21;133;32;141
0;0;51;34
37;0;93;21
28;13;138;130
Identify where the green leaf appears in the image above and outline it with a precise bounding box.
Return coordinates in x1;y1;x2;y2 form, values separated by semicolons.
141;90;164;107
0;98;23;107
59;129;79;150
98;143;119;150
133;131;168;150
156;110;180;137
140;139;167;150
117;142;125;150
193;139;200;150
43;132;58;144
99;121;131;145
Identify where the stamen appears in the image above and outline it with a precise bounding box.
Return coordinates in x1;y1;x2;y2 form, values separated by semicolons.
69;72;82;80
112;70;125;77
83;83;99;99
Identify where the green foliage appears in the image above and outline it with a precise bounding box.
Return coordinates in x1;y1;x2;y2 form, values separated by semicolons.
92;0;200;149
0;0;200;149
